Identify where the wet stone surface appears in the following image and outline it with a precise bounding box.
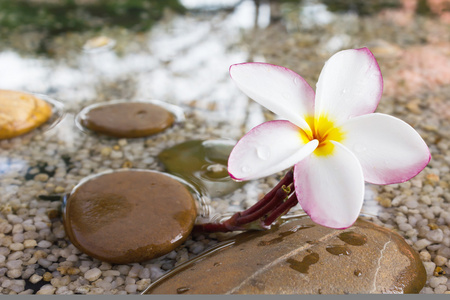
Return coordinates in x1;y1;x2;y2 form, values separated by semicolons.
144;217;426;294
0;89;52;140
63;170;197;264
78;102;175;138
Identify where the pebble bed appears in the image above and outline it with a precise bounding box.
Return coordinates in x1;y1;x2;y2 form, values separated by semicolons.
0;1;449;294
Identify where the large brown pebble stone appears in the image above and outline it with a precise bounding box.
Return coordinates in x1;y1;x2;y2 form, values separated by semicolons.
63;170;197;264
79;102;175;138
143;216;426;294
0;89;52;139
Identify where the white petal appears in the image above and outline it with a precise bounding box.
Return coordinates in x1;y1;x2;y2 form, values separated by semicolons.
294;141;364;229
228;120;318;181
315;48;383;124
339;113;431;185
230;62;315;132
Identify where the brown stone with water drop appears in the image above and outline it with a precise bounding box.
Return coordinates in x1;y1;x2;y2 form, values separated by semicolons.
80;102;174;138
63;170;197;264
143;216;426;294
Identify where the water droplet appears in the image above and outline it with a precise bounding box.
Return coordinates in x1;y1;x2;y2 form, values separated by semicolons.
241;165;252;174
176;287;190;294
326;245;352;256
287;252;319;274
338;231;367;246
293;77;299;85
353;143;367;153
256;146;270;160
354;270;362;277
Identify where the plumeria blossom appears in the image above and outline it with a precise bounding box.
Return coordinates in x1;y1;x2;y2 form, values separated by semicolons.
227;48;430;229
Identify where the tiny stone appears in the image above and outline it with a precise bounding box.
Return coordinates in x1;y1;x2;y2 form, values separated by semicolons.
6;260;22;269
414;239;432;251
43;272;53;281
423;262;437;276
426;229;444;243
9;243;24;251
125;284;137;294
38;258;52;268
136;279;151;291
103;270;120;277
29;274;43;284
34;173;49;182
434;285;448;294
420;250;431;261
429;276;448;288
84;268;102;282
7;269;22;278
37;284;56;295
23;240;37;248
37;240;52;248
434;255;448;267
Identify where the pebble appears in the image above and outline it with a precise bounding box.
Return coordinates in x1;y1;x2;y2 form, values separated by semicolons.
23;240;37;248
0;90;52;139
84;268;102;282
37;284;56;295
29;274;43;284
79;102;175;138
427;230;444;243
63;170;197;264
144;217;427;294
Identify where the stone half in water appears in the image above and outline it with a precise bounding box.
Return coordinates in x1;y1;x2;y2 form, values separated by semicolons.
158;139;245;198
142;216;427;294
62;169;197;264
75;100;184;138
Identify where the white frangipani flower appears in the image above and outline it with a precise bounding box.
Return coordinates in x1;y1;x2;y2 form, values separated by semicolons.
227;48;430;229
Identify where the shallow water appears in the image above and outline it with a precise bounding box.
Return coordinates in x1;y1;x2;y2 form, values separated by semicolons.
0;0;449;295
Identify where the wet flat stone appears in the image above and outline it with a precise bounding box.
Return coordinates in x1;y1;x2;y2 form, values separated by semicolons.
63;170;197;264
143;216;426;294
79;102;174;138
0;89;52;139
158;140;244;197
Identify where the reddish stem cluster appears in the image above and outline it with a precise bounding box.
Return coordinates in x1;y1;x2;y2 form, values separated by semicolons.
194;170;298;232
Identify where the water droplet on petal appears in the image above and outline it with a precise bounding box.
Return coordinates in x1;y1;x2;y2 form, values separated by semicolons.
241;165;252;174
293;77;299;85
256;146;271;161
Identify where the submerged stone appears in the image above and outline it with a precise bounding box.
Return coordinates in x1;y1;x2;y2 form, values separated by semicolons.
63;170;197;264
0;89;52;139
78;101;175;138
158;140;244;197
143;217;426;294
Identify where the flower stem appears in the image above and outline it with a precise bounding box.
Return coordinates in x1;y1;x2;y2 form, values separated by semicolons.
194;170;297;233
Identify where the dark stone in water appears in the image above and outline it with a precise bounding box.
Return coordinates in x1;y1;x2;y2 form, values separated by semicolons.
142;217;426;294
79;102;174;138
63;170;197;264
158;140;244;197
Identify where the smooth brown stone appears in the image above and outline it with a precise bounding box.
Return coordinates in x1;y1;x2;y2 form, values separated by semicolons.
143;217;426;294
63;170;197;264
80;102;174;138
0;89;52;139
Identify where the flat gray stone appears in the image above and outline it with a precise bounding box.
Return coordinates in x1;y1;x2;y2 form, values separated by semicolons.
143;216;426;294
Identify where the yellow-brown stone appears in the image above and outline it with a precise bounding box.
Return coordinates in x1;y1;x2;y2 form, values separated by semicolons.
0;89;52;139
63;170;197;264
143;217;426;294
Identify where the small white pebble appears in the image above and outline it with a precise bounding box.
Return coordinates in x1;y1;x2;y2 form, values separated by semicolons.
423;262;436;277
7;269;22;278
37;240;52;248
84;268;102;282
429;276;448;288
125;284;137;294
23;240;37;248
434;255;448;266
414;239;432;251
29;274;43;284
427;229;444;243
37;284;56;295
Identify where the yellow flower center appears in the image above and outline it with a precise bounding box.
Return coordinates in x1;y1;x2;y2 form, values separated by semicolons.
300;114;345;156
